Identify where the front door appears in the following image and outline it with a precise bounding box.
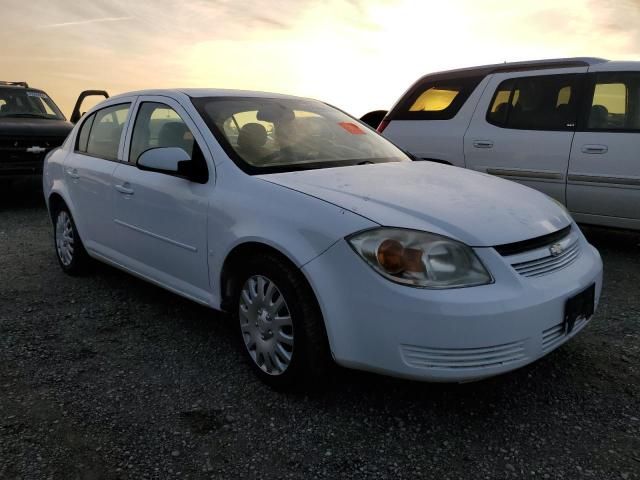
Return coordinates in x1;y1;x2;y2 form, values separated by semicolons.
111;97;212;301
464;68;587;203
567;69;640;228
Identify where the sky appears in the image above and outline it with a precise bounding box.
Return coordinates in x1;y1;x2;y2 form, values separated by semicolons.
2;0;640;118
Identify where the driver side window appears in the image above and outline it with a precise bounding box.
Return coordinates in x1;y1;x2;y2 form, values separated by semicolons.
129;102;196;163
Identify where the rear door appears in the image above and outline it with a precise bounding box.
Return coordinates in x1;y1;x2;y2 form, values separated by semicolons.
464;68;587;203
567;66;640;228
110;96;212;301
63;101;132;252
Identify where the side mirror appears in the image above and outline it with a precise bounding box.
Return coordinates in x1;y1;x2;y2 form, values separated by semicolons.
360;110;388;129
137;147;190;174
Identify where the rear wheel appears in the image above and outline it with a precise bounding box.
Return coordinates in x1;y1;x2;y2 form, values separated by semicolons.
53;206;91;275
233;253;331;389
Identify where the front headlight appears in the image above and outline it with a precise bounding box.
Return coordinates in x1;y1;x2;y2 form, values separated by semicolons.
347;228;493;289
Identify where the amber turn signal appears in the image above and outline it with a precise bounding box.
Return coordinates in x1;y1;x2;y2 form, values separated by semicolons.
377;239;425;274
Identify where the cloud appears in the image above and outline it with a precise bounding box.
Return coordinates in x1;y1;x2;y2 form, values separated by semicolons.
3;0;640;118
38;16;133;29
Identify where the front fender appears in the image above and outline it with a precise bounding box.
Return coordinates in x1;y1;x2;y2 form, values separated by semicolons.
207;172;377;307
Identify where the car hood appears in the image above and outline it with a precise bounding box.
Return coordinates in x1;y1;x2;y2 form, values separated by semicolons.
0;118;73;138
258;161;572;247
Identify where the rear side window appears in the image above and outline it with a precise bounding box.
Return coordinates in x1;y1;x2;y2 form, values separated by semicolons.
76;113;95;152
587;72;640;131
487;74;580;131
390;76;482;121
85;103;131;160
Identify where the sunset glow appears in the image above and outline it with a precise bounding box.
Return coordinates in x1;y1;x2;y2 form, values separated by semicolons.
2;0;640;118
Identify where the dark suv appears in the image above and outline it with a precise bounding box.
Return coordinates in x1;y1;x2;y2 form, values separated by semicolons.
0;82;74;178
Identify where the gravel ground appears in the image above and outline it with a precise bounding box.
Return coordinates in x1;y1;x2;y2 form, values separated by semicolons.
1;178;639;480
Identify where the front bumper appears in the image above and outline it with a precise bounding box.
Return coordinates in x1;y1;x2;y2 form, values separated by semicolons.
302;227;603;382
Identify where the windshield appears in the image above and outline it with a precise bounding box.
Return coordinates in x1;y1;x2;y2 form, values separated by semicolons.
193;96;409;173
0;88;65;120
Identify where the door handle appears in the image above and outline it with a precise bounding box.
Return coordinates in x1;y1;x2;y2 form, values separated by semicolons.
66;168;80;179
114;183;135;195
581;144;608;154
472;140;494;149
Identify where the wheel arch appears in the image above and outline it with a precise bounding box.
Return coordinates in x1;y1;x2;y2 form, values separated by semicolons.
219;240;334;362
46;190;87;243
220;241;312;312
47;192;67;221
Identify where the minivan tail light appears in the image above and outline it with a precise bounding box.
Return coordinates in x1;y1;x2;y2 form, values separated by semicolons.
376;119;389;133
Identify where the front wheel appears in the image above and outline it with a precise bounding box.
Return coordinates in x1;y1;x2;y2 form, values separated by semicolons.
234;253;331;389
53;206;91;275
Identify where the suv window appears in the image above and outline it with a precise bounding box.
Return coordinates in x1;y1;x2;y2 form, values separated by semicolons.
85;104;130;160
587;72;640;131
129;102;197;162
390;76;483;121
0;88;65;120
487;74;579;131
409;87;461;112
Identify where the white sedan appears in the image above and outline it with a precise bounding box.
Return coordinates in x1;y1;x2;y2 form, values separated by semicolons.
43;89;603;388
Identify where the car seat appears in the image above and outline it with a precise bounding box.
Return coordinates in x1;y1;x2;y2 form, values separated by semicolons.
588;105;609;129
158;122;193;155
237;123;268;163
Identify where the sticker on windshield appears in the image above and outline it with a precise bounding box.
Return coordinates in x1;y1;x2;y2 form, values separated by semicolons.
27;91;48;98
338;122;365;135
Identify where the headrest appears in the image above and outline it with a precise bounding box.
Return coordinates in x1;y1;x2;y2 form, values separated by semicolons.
237;123;267;150
256;105;295;123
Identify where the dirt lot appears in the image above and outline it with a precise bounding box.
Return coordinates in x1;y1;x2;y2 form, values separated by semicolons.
1;178;639;480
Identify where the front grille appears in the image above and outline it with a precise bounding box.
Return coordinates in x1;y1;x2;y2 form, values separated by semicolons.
511;239;581;278
400;339;527;370
494;225;572;256
0;135;66;150
0;136;65;168
542;323;565;351
496;226;582;278
542;317;589;352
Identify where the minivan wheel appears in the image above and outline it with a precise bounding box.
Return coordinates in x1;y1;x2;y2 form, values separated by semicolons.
233;253;331;389
53;207;90;275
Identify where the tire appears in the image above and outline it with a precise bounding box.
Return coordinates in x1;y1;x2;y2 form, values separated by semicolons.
233;252;331;389
52;205;91;275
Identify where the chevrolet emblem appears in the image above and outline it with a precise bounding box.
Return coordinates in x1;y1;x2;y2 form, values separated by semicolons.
549;243;564;257
26;146;46;154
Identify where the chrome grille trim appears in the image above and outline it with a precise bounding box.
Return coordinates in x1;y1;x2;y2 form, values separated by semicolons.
512;240;581;277
500;228;582;278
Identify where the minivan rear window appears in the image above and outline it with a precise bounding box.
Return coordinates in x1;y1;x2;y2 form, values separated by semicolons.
388;76;483;121
409;87;461;112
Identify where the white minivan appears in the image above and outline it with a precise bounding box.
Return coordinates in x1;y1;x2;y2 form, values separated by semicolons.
375;58;640;231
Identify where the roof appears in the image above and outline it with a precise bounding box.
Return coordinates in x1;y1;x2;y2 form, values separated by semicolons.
107;88;307;102
420;57;610;81
0;81;30;88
